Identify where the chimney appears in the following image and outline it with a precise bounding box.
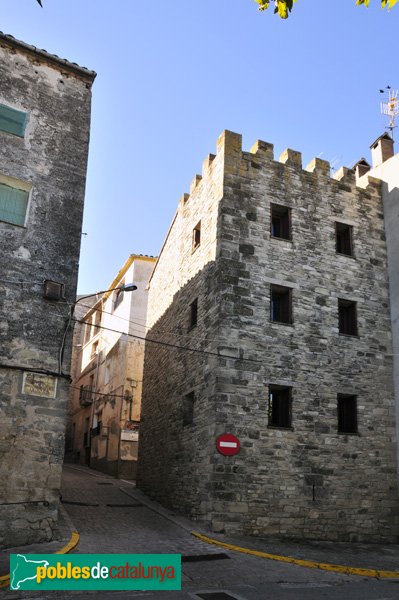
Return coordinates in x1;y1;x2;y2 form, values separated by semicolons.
370;133;394;167
353;158;371;179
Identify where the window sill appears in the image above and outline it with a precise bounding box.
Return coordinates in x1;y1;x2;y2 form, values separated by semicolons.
0;219;26;228
192;244;201;254
268;425;294;431
338;333;359;338
270;236;292;243
336;252;356;259
187;324;197;332
338;431;360;436
270;320;294;327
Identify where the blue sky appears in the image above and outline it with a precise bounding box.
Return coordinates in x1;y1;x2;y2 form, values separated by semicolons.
2;0;398;293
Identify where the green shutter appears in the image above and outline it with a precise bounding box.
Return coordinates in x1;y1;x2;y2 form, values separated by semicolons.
0;183;29;226
0;103;27;137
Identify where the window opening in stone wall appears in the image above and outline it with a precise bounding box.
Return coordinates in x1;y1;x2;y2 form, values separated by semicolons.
0;103;27;137
91;340;99;360
93;307;102;332
337;394;358;434
338;299;358;336
268;385;292;428
0;182;29;227
336;222;354;256
189;298;198;329
271;204;291;240
92;411;102;437
192;221;201;251
183;391;195;426
113;281;124;312
83;320;91;345
270;285;292;324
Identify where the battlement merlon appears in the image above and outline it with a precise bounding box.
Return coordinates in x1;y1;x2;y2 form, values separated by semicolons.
180;129;384;204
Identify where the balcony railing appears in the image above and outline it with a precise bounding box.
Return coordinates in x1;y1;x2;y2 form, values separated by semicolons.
79;385;94;406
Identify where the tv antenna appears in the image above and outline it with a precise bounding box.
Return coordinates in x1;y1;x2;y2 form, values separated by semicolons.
380;86;399;140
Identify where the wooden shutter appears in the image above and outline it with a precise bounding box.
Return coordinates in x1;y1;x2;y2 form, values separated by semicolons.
0;104;27;137
0;183;29;226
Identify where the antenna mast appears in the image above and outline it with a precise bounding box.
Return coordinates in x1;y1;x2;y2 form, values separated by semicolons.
380;86;399;140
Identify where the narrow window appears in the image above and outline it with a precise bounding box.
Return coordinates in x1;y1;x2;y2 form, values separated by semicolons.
189;298;198;329
0;103;27;138
270;285;292;324
83;321;91;345
0;182;29;227
338;299;358;336
91;340;99;359
94;308;101;328
271;204;291;240
337;394;358;434
336;222;354;256
268;385;292;428
192;221;201;251
183;391;195;426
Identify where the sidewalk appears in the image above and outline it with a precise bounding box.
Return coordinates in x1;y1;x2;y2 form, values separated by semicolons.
2;463;399;600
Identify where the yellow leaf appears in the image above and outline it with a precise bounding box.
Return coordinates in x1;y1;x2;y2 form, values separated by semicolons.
276;0;289;18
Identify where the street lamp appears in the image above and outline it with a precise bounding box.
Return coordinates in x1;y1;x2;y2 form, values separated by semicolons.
74;283;138;307
59;283;138;374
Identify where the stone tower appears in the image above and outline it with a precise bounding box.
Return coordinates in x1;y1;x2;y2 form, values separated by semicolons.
138;130;398;542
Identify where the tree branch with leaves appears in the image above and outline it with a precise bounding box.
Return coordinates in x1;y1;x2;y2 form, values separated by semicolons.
255;0;398;19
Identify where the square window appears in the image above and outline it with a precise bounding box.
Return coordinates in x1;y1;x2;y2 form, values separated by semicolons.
0;182;29;227
189;298;198;329
336;222;354;256
337;394;358;434
270;285;292;324
183;391;195;426
268;385;292;428
0;103;27;138
338;299;358;336
192;221;201;251
271;204;291;240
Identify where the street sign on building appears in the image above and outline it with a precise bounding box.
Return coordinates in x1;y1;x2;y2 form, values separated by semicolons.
216;433;240;456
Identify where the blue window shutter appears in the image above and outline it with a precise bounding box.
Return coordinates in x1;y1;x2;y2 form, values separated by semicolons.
0;104;27;137
0;183;29;226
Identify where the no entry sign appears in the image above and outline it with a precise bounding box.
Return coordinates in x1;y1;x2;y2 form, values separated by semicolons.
216;433;240;456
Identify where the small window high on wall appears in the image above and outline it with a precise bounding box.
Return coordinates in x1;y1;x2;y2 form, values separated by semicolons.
337;394;358;434
271;204;291;240
0;182;29;227
268;385;292;428
0;103;27;138
336;222;354;256
192;221;201;251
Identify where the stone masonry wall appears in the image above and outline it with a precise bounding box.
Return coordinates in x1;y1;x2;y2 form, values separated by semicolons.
0;36;94;547
211;132;399;541
137;142;226;517
138;130;399;542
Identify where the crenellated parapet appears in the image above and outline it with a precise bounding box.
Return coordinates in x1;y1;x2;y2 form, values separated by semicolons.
178;130;382;203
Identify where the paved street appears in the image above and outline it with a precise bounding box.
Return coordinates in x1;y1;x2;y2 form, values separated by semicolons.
2;464;399;599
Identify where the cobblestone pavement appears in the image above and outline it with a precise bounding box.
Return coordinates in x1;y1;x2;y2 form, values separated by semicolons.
2;464;399;600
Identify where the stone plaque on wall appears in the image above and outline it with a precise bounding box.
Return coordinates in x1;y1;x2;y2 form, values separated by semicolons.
22;372;57;398
121;430;138;442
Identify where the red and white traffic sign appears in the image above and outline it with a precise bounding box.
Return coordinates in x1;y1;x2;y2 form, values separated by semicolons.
216;434;240;456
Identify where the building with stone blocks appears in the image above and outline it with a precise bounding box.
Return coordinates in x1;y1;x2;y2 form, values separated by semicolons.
0;33;95;547
137;129;399;542
69;255;156;479
355;133;399;480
